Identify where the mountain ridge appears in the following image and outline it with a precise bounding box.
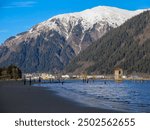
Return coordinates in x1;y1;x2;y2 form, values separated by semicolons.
0;6;147;73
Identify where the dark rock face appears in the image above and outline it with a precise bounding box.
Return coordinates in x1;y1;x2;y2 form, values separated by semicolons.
0;21;113;73
0;30;75;73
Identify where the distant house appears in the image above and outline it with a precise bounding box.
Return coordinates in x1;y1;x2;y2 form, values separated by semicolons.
61;75;70;79
114;68;123;81
41;73;55;80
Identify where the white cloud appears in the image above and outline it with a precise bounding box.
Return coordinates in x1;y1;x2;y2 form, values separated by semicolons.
2;1;37;8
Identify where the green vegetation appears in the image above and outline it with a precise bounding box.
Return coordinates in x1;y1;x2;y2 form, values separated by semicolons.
0;65;22;80
66;11;150;74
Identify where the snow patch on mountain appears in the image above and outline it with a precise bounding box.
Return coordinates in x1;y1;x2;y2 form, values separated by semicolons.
37;6;144;31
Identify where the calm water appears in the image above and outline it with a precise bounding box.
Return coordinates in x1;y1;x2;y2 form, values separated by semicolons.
35;80;150;112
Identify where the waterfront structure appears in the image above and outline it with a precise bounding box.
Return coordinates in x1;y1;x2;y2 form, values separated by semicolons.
61;75;70;79
114;68;123;81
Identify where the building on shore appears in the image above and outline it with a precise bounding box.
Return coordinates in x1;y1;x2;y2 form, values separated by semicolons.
114;67;123;81
61;75;70;79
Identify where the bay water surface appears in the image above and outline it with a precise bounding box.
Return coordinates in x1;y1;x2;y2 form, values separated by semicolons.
35;80;150;112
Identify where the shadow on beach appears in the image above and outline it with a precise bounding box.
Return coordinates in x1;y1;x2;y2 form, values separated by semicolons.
0;80;121;113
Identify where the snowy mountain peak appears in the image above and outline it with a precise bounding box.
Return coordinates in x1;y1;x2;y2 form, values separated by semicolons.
34;6;145;36
5;6;147;54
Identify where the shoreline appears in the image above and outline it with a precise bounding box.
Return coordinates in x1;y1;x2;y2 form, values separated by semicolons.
0;80;121;113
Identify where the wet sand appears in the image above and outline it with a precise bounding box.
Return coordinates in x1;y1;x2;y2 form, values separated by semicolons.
0;80;121;113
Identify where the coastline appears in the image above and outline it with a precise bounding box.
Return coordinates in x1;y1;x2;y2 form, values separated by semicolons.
0;80;121;113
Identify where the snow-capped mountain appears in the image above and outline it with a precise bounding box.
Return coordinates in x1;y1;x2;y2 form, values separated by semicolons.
66;11;150;74
0;6;146;72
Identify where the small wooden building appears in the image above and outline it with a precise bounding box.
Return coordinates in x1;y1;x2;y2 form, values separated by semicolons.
114;67;123;81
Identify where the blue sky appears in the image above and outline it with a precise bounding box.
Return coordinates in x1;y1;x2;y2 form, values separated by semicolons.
0;0;150;44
